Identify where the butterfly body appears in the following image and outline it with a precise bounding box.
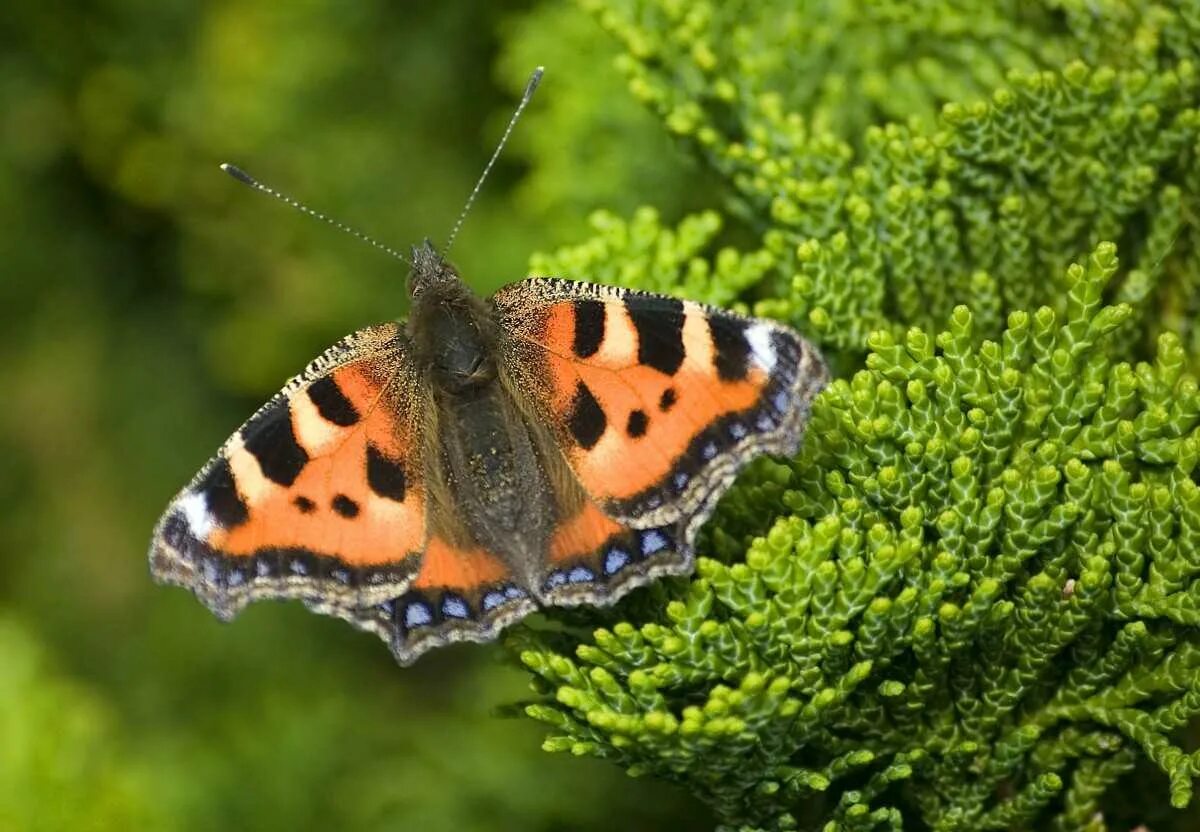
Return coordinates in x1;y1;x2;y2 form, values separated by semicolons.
150;241;828;664
406;242;558;594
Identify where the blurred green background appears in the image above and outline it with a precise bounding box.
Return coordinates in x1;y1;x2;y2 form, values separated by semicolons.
0;2;713;829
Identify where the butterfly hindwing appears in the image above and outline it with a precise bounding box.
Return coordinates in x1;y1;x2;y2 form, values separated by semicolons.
149;323;429;620
538;495;689;606
493;279;828;543
344;534;538;665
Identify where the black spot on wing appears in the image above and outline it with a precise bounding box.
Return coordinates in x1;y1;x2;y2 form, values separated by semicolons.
572;299;606;359
627;409;648;438
242;402;309;486
627;296;685;376
366;443;407;502
306;376;360;426
710;316;752;381
659;387;677;412
606;354;822;520
196;458;248;528
293;495;316;514
567;381;606;450
332;494;360;518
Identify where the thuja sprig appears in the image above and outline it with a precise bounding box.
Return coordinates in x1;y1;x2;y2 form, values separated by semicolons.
515;243;1200;830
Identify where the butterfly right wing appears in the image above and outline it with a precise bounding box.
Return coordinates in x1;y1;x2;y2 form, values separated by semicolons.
492;278;827;608
149;323;430;621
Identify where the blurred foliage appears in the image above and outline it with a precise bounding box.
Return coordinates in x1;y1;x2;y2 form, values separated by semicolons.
0;1;707;830
0;617;162;830
496;2;722;239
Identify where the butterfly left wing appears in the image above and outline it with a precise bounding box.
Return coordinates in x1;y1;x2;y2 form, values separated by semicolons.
492;278;828;600
149;323;429;624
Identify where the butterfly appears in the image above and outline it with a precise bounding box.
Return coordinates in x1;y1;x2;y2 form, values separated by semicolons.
147;68;828;665
147;238;827;664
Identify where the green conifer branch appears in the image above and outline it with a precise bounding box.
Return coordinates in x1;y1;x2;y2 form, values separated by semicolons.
516;243;1200;829
511;2;1200;828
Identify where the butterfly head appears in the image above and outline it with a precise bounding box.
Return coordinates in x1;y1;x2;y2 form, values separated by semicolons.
408;239;463;299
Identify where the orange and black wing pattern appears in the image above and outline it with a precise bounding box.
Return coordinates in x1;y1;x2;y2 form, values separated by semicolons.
493;279;828;548
148;323;428;622
535;494;685;608
347;533;537;665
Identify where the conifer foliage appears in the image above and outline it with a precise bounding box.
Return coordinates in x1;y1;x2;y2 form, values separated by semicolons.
514;2;1200;829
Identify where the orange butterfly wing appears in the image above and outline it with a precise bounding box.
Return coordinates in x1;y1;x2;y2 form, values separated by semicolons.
149;323;429;621
493;279;827;544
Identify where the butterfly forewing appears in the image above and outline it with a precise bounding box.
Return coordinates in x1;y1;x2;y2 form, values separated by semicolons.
148;323;430;619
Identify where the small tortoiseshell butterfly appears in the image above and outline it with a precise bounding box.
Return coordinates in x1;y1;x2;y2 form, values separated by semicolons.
148;69;829;665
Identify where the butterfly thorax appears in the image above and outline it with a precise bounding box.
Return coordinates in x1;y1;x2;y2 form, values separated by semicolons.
409;292;498;391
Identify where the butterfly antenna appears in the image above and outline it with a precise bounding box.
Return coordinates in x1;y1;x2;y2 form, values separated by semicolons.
443;65;544;256
219;163;410;265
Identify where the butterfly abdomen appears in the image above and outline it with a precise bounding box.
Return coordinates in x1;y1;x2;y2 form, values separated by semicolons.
435;384;555;550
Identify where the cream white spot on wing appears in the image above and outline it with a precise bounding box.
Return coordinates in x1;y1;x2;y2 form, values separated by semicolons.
746;323;778;373
291;391;341;454
681;305;715;369
227;436;273;504
596;302;638;368
179;491;214;539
